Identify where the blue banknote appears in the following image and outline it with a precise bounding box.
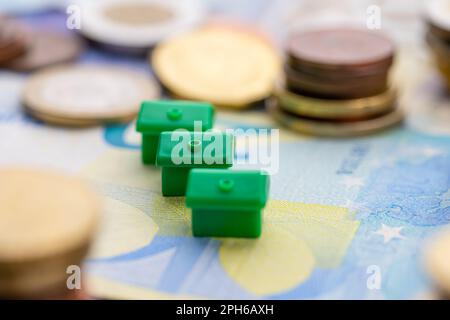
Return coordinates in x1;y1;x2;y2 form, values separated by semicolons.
0;3;449;299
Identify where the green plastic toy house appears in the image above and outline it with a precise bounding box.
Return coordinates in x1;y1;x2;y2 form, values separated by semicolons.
186;169;270;238
136;100;214;165
156;131;234;196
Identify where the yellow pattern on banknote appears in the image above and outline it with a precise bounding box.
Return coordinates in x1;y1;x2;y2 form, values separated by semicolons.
219;200;359;295
219;227;315;295
81;149;161;191
89;197;159;259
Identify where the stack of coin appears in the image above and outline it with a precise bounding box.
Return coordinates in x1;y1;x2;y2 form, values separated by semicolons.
425;0;450;89
424;228;450;299
0;168;100;299
268;28;403;137
22;64;160;127
0;16;27;64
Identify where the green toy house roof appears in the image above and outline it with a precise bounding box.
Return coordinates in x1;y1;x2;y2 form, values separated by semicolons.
136;100;214;134
156;131;234;168
186;169;270;210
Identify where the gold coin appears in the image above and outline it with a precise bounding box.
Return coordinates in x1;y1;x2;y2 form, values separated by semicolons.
267;98;403;137
23;64;159;126
0;168;100;297
152;25;281;108
275;84;397;120
425;228;450;297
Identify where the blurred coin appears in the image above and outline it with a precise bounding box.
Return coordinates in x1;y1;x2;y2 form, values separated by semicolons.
23;64;160;126
426;30;450;89
5;30;84;72
284;63;389;99
288;28;394;72
0;167;100;298
152;25;280;108
0;0;60;15
287;55;391;81
287;55;393;79
275;84;397;120
23;107;103;127
437;64;450;89
425;228;450;298
426;30;450;60
0;16;27;64
23;104;137;127
267;98;403;137
428;23;450;42
435;54;450;76
426;0;450;41
443;73;450;89
77;0;205;49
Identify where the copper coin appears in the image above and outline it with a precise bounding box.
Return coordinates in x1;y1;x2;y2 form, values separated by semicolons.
287;28;395;72
426;30;450;60
287;54;391;80
425;0;450;41
287;55;393;80
0;17;23;48
284;63;389;99
427;21;450;41
0;16;27;63
5;30;84;71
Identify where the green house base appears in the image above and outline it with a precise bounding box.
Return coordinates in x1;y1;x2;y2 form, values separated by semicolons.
192;209;262;238
161;167;191;196
141;133;159;165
